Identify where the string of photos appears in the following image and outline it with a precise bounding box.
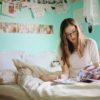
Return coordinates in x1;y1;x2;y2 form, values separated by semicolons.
1;0;67;17
0;22;53;34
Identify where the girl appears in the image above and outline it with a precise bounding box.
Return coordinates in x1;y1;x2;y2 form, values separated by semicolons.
40;18;100;80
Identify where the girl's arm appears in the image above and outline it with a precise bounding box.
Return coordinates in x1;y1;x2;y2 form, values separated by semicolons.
39;64;69;81
60;63;69;79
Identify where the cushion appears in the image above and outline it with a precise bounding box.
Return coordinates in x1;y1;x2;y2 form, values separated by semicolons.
0;51;24;73
13;59;61;78
22;52;61;72
13;59;48;77
0;70;17;85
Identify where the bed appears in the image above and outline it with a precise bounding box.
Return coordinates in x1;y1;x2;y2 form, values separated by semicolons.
1;51;100;100
0;80;100;100
20;76;100;100
0;51;61;100
12;76;100;100
0;85;33;100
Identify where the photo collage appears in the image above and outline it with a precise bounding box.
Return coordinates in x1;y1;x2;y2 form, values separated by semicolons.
0;22;53;34
1;0;67;17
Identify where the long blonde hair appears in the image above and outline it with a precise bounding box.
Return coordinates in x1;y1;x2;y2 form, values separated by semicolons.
60;18;87;68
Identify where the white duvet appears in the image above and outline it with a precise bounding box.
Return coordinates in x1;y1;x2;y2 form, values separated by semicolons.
20;75;100;100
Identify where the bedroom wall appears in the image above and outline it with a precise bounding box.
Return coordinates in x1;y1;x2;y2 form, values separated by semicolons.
0;0;100;55
78;0;100;48
0;3;72;55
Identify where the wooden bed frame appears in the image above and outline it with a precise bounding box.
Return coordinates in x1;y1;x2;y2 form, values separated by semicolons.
0;94;18;100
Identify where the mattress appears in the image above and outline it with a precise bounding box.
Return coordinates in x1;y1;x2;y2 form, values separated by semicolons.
0;85;33;100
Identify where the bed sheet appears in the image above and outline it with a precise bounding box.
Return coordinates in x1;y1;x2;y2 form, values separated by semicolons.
22;76;100;100
0;84;33;100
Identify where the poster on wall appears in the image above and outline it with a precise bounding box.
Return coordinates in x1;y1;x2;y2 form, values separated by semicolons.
73;8;84;23
2;1;21;17
2;1;16;17
1;0;67;18
31;4;45;17
0;22;53;34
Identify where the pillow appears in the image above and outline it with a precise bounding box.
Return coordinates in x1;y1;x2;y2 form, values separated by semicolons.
22;52;61;73
0;70;17;84
13;59;61;78
0;51;24;73
13;59;48;77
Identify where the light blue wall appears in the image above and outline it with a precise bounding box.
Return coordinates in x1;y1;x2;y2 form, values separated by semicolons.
0;0;100;55
0;3;72;55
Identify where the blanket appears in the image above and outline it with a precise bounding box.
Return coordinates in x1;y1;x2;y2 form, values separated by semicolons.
20;75;100;100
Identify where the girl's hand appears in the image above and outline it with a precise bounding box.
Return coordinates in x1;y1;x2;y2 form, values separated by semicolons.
59;74;68;80
84;65;96;71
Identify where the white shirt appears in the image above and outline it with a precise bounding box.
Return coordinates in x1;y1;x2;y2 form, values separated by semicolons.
69;38;100;78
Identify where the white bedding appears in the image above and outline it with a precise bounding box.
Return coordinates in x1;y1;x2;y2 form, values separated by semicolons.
21;75;100;100
0;85;33;100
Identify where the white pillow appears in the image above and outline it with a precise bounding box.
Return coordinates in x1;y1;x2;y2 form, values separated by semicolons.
0;51;24;73
13;59;61;78
13;59;49;78
0;70;16;84
22;52;61;72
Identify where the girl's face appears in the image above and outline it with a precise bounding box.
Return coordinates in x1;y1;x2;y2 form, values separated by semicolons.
64;25;78;45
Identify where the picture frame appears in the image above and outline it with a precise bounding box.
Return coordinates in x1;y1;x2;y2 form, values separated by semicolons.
2;1;16;17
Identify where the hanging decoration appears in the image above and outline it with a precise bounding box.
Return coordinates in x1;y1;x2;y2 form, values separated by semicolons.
83;0;100;33
2;1;21;17
1;0;67;17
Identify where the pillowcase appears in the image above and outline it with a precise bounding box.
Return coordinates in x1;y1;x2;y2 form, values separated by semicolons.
0;70;17;85
0;51;24;73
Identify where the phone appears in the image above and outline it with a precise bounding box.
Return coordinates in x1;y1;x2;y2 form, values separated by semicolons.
81;79;93;83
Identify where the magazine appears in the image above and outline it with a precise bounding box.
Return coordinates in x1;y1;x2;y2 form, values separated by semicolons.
52;66;100;84
52;78;76;84
77;66;100;82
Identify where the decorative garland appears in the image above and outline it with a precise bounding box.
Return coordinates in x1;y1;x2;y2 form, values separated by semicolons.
0;22;53;34
1;0;67;17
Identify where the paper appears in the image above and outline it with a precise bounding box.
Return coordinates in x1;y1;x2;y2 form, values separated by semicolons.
55;1;67;14
31;4;45;17
73;8;84;23
45;4;52;11
53;79;76;84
